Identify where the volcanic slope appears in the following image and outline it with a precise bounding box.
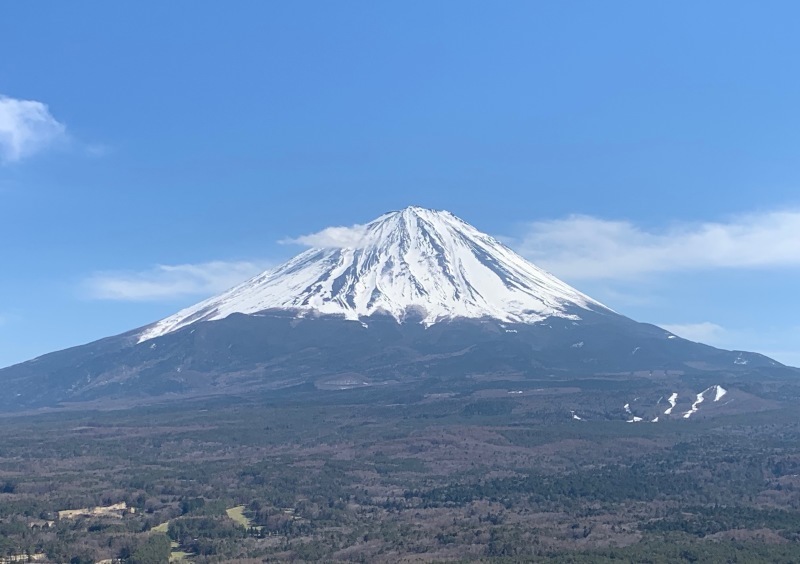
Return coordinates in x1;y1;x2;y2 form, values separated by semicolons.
0;206;792;411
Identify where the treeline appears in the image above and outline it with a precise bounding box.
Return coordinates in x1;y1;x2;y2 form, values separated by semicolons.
536;538;800;563
641;505;800;538
407;463;700;506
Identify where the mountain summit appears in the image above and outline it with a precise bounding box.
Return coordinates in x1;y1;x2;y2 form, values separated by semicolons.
140;207;607;341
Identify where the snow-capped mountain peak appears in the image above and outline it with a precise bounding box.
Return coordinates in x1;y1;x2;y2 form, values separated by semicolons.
138;206;608;342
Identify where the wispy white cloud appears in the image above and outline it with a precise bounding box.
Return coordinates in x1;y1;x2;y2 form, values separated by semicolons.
516;210;800;280
658;322;727;344
0;95;67;163
282;224;369;248
84;261;268;301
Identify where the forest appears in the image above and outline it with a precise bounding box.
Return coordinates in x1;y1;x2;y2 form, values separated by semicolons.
1;379;800;562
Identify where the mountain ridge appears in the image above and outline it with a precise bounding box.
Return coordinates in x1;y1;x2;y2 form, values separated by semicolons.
0;205;795;413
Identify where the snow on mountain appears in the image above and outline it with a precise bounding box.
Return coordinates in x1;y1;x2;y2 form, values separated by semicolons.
664;392;678;415
139;206;609;342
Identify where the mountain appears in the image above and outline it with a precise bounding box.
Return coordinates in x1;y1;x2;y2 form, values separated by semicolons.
0;206;795;414
139;206;606;341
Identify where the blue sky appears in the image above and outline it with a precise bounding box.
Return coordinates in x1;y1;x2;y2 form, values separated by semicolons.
1;1;799;367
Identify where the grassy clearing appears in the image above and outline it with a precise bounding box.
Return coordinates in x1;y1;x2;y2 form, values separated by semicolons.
226;505;252;527
151;521;169;533
169;549;191;562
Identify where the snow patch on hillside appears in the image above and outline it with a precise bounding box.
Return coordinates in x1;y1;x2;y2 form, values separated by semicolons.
683;391;706;419
683;386;723;417
664;393;678;415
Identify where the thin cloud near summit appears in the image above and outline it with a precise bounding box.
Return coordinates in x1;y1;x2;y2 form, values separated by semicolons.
281;224;370;249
